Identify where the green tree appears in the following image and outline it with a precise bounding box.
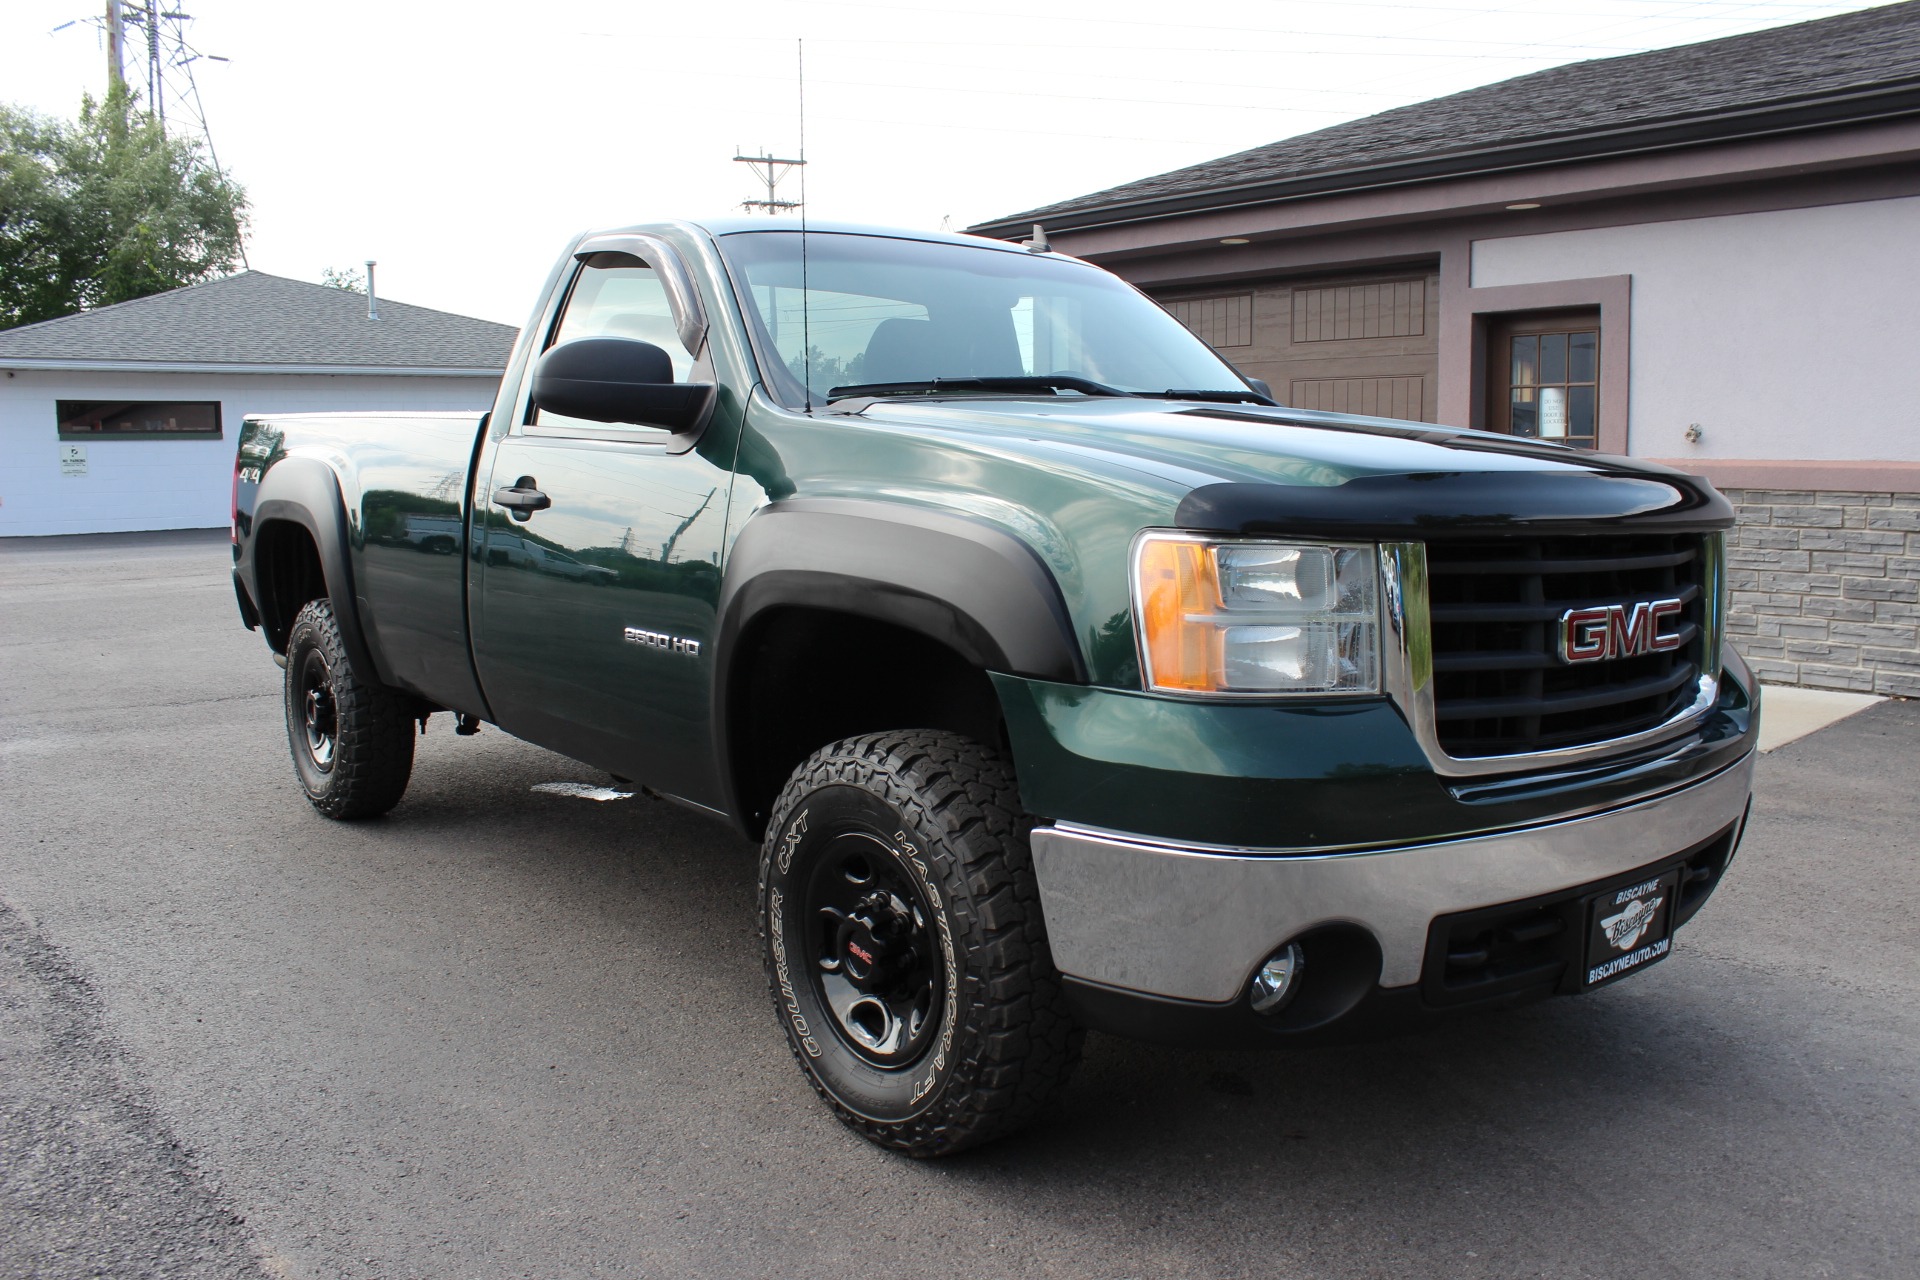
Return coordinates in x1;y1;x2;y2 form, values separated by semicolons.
0;107;72;326
320;266;365;293
0;85;247;329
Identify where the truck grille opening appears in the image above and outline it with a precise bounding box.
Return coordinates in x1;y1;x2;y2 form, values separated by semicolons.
1425;532;1709;758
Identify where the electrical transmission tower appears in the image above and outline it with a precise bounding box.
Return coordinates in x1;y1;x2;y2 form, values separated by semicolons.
55;3;245;263
732;151;805;215
60;5;228;155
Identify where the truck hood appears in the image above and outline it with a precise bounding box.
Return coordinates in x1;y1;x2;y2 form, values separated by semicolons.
845;397;1732;535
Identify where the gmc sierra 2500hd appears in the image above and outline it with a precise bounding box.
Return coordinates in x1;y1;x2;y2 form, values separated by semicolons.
232;220;1758;1156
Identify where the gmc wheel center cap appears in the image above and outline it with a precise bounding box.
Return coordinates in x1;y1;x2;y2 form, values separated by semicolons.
837;897;899;985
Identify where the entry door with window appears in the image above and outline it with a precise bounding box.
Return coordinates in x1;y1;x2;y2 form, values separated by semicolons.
472;249;732;806
1488;312;1600;448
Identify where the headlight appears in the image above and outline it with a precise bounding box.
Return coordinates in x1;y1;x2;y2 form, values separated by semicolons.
1132;533;1381;696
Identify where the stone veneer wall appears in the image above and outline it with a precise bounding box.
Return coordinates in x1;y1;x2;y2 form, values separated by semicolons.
1722;488;1920;697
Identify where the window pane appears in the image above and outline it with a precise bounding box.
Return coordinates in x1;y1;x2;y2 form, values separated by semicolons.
1539;387;1568;439
57;400;221;439
538;254;703;431
551;257;695;380
1510;335;1537;387
1569;384;1596;442
723;230;1258;408
1569;331;1597;383
765;287;929;391
1509;388;1538;437
1539;332;1567;384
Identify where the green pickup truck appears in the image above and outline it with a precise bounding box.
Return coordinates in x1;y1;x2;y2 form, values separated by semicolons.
231;219;1758;1156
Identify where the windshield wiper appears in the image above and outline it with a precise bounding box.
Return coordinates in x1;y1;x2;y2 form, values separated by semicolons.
825;375;1131;401
1137;388;1277;405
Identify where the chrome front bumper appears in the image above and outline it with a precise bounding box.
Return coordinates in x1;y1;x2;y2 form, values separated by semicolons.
1028;749;1756;1004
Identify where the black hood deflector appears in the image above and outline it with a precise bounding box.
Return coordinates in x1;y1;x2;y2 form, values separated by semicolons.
1176;469;1735;540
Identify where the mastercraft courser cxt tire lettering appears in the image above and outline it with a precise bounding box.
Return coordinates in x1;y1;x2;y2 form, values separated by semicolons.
283;599;416;819
758;730;1083;1156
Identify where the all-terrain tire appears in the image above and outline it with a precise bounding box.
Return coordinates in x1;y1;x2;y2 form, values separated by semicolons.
283;599;415;819
758;730;1083;1157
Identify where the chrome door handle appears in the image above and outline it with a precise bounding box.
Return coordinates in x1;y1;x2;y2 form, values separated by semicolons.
491;476;550;522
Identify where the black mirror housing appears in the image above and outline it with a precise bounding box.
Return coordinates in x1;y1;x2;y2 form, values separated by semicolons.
530;337;714;432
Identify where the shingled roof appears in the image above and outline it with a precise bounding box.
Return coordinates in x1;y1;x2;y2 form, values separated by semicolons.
974;0;1920;235
0;270;518;372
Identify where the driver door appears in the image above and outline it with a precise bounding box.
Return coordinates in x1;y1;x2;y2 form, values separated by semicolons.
471;246;733;807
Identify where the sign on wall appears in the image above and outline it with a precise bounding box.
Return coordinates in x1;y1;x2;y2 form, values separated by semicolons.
59;444;88;477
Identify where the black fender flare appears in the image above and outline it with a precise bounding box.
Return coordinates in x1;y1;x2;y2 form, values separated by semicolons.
711;497;1087;828
245;456;388;688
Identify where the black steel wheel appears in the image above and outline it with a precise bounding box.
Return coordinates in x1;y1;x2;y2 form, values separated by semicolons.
283;598;415;819
804;830;945;1068
295;647;338;771
759;730;1082;1157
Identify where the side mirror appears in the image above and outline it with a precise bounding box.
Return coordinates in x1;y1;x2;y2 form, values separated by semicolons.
530;337;714;432
1243;376;1275;403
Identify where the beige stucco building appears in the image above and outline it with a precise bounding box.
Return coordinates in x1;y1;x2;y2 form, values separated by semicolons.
975;1;1920;694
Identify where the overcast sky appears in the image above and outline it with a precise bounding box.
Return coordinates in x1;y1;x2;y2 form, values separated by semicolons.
2;0;1895;326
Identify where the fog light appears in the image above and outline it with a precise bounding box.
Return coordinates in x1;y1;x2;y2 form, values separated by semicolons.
1249;943;1304;1015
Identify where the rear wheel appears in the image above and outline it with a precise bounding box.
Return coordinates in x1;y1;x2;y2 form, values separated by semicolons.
284;599;415;819
758;730;1082;1156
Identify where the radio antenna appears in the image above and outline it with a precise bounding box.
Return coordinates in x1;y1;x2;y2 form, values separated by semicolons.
798;37;813;416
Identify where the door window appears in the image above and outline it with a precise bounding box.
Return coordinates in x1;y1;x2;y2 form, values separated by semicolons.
1489;312;1599;447
534;252;698;431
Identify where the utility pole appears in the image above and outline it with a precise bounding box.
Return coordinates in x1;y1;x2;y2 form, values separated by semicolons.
732;151;805;215
104;1;125;95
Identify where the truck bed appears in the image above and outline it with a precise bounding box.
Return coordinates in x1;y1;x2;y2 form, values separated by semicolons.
239;411;488;715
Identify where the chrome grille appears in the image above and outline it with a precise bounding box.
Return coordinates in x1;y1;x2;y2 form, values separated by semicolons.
1424;532;1712;757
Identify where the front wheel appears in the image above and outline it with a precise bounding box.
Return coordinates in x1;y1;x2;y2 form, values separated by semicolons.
758;731;1082;1157
283;598;415;819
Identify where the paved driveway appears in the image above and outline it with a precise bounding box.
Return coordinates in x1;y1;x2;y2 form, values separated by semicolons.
3;531;1916;1280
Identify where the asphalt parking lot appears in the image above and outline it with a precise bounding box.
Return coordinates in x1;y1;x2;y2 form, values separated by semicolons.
3;530;1917;1280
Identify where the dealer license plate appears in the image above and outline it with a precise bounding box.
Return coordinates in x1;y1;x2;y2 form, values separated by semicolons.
1581;868;1682;990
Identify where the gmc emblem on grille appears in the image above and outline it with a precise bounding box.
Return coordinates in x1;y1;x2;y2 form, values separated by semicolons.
1558;599;1686;664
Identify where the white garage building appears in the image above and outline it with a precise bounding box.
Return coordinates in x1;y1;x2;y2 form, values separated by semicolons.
0;271;515;537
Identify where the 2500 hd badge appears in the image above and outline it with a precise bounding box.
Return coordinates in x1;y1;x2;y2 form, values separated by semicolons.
230;218;1759;1156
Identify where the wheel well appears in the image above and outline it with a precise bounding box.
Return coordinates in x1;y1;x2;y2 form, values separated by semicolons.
728;607;1005;838
253;519;328;652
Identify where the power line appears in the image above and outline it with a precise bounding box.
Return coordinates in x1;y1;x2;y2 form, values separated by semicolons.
796;0;1688;50
794;74;1374;118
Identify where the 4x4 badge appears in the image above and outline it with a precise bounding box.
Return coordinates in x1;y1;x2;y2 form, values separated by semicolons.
1558;598;1684;664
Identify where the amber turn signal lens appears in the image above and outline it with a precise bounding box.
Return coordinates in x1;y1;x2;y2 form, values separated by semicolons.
1136;537;1220;691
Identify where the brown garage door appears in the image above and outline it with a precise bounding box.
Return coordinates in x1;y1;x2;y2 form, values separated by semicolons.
1158;268;1440;422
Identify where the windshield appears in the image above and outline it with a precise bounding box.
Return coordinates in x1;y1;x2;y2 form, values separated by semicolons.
719;231;1251;408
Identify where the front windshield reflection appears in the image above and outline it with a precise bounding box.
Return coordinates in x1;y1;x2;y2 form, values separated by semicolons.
720;231;1250;409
